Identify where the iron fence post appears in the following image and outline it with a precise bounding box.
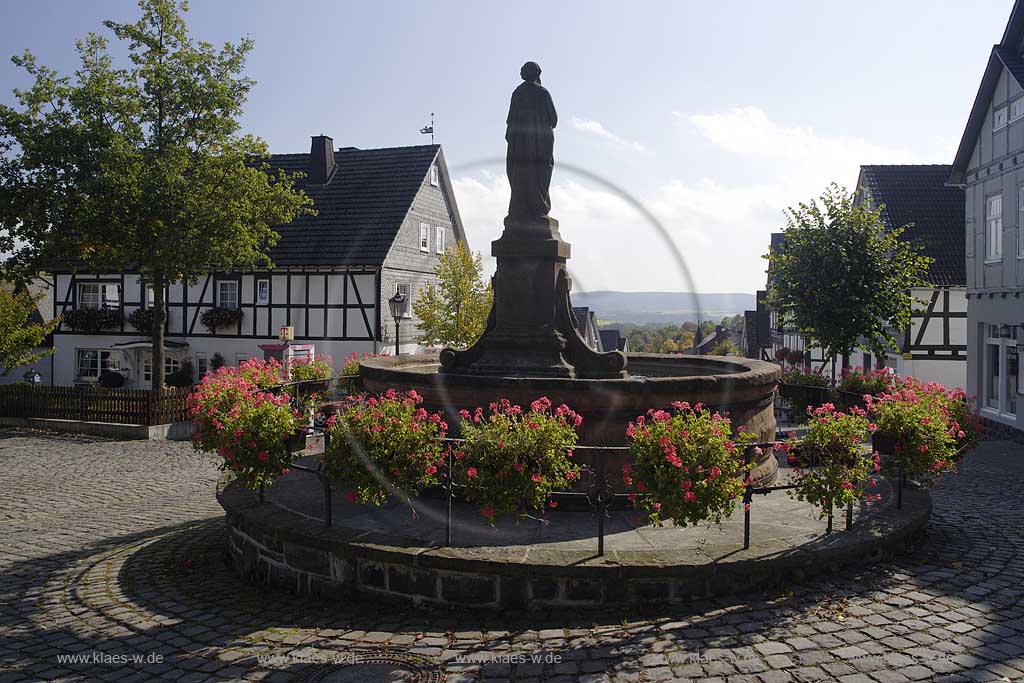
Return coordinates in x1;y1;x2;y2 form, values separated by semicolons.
897;469;904;509
743;446;753;550
846;499;853;530
446;445;453;548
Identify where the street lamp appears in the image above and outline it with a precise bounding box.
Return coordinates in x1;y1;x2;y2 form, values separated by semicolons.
387;292;408;356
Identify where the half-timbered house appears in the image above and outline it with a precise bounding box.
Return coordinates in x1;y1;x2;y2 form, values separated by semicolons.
49;135;467;387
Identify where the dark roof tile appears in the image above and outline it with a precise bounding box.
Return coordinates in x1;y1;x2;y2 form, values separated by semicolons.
859;165;965;288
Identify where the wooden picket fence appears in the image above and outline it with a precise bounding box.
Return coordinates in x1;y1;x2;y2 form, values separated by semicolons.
0;384;192;425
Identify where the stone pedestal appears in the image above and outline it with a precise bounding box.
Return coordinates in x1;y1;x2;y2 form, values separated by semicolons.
440;216;626;379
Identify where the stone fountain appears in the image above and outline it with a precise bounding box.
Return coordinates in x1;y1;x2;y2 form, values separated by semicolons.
361;62;782;485
219;65;932;610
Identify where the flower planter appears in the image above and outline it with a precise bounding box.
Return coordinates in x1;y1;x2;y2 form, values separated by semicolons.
284;427;309;452
871;432;899;457
295;380;331;398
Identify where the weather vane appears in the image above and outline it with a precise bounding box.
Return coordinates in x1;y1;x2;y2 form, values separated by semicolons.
419;112;434;144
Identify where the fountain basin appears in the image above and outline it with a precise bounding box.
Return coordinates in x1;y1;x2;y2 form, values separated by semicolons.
360;352;782;486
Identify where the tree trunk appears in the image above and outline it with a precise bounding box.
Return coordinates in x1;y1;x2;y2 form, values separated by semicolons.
151;274;166;392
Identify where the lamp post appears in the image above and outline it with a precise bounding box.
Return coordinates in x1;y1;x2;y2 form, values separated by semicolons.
388;292;407;356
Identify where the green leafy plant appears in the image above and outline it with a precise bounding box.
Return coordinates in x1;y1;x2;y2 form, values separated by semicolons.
412;242;493;348
189;357;300;489
322;389;447;508
288;354;333;381
866;376;981;486
63;307;122;332
0;288;59;375
788;403;877;517
624;402;755;527
457;398;582;522
839;367;895;397
200;306;243;333
210;352;225;371
710;339;740;356
127;307;155;332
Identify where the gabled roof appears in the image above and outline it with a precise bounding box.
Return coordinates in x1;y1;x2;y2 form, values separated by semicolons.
858;165;965;288
949;1;1024;186
266;144;449;267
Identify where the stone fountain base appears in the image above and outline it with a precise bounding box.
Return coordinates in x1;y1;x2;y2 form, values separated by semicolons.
218;460;930;609
360;352;783;486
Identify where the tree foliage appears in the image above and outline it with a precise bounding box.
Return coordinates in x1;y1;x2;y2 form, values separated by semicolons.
710;339;740;356
766;183;931;362
0;288;59;375
0;0;313;388
412;243;493;348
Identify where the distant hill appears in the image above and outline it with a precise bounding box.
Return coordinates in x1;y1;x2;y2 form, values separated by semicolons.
570;291;755;325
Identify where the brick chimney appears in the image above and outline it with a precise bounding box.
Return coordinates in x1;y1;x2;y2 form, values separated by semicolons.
309;134;335;184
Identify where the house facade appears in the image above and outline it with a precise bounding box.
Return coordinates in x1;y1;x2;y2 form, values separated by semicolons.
49;136;467;387
948;0;1024;431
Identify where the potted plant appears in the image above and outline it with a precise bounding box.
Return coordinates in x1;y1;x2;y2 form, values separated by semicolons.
189;357;302;489
200;306;243;333
787;403;878;517
456;397;582;522
779;368;831;422
64;307;123;333
624;402;755;527
775;347;791;363
288;354;334;398
866;376;980;486
321;389;447;508
127;307;155;333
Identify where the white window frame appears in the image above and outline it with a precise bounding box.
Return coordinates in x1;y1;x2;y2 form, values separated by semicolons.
145;285;156;308
234;353;249;367
142;355;180;382
1019;188;1024;258
430;165;439;187
76;349;120;380
983;324;1019;418
79;283;119;310
396;283;412;318
256;278;270;305
1011;98;1024;122
217;280;240;309
419;223;430;252
986;194;1003;261
995;105;1009;131
435;226;445;254
195;352;210;377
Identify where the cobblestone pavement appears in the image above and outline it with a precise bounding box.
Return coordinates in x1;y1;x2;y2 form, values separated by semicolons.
1;429;1024;683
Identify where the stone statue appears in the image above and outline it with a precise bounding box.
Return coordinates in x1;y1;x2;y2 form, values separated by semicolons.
506;61;557;221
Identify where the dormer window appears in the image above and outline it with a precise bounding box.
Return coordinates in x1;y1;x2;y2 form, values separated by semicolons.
429;165;439;187
995;105;1008;130
1011;98;1024;122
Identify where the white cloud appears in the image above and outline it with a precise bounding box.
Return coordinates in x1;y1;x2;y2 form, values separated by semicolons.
452;107;924;294
570;116;647;153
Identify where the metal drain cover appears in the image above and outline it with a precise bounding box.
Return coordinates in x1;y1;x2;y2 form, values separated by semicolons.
294;650;443;683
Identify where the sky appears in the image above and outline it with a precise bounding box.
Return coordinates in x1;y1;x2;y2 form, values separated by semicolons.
0;0;1013;294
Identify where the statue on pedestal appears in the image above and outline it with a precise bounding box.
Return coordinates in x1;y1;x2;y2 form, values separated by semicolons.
506;61;557;222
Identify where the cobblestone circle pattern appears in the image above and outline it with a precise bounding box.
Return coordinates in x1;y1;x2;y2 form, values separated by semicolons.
1;429;1023;682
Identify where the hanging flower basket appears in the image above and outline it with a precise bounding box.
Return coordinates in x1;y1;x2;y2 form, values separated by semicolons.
200;306;243;333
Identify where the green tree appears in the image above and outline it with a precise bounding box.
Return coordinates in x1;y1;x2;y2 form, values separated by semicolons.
658;338;679;354
676;330;695;350
0;288;59;375
710;339;739;356
413;243;493;348
766;183;931;365
0;0;312;389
